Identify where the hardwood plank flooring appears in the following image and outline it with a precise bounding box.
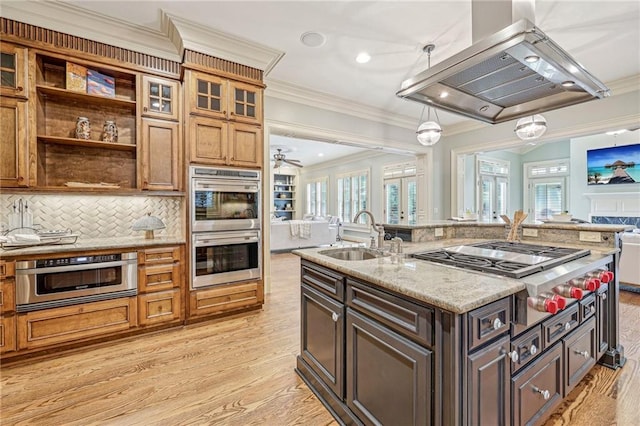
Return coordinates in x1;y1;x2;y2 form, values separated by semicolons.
1;253;639;425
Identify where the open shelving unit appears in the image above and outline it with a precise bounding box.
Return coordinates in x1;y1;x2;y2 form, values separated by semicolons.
273;173;296;220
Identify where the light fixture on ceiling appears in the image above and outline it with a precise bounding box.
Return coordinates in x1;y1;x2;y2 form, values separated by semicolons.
416;44;442;146
356;52;371;64
514;114;547;141
300;31;326;48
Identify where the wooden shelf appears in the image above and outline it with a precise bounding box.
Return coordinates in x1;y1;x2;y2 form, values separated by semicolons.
37;85;136;110
38;135;136;151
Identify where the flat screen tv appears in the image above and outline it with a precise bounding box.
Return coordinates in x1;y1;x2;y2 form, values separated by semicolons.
587;143;640;185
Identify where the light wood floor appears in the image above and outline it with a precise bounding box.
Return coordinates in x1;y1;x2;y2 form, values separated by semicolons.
1;253;638;425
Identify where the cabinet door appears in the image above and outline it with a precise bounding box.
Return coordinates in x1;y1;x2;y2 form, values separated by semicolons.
0;315;17;354
189;115;228;165
466;334;511;426
346;308;432;426
564;317;596;396
138;262;182;293
301;284;344;399
140;118;181;190
0;43;28;98
187;70;227;119
596;286;609;360
138;289;181;326
141;75;180;121
228;80;262;125
189;281;263;318
0;97;28;187
0;279;16;315
229;122;262;168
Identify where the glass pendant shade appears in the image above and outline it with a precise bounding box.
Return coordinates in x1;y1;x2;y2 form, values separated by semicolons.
515;114;547;141
416;120;442;146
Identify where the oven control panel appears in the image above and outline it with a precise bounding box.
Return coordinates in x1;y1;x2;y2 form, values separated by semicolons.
36;254;121;268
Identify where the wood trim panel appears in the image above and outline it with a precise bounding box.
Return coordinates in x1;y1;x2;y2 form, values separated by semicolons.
0;315;17;354
16;297;137;350
138;289;181;326
183;50;263;85
0;280;16;315
189;281;263;317
138;246;182;265
0;17;180;78
138;263;182;293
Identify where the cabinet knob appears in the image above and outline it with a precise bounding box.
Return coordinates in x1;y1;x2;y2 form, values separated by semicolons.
590;306;596;314
564;322;571;331
533;386;551;400
143;106;148;112
574;350;590;359
530;344;538;355
331;312;339;322
493;318;504;330
17;86;23;91
507;350;519;363
599;293;607;300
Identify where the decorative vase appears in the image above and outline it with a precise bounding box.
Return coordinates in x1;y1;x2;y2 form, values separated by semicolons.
102;120;118;143
75;116;91;139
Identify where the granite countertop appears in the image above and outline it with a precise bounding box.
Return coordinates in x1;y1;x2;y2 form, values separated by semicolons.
293;238;617;314
0;236;186;258
382;221;634;232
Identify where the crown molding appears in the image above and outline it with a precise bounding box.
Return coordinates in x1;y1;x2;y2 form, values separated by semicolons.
0;1;181;62
607;74;640;97
161;11;284;74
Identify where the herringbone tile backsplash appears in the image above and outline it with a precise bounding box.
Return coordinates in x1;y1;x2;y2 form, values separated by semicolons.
1;194;184;238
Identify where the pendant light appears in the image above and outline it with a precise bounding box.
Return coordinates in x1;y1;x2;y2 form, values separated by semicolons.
416;44;442;146
515;114;547;141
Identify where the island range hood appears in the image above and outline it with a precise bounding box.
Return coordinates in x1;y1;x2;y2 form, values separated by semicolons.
397;18;611;124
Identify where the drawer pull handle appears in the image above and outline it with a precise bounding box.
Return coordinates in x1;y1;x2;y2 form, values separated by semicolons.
508;350;519;363
533;386;551;400
574;350;590;359
564;322;571;331
590;306;596;314
493;318;504;330
331;312;339;322
600;293;607;300
530;344;538;355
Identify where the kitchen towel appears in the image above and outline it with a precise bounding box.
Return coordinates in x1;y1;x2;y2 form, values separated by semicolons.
289;220;312;239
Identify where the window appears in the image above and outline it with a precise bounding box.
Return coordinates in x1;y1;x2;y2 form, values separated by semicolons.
383;162;418;225
337;169;369;224
524;159;570;220
306;177;328;217
477;157;509;220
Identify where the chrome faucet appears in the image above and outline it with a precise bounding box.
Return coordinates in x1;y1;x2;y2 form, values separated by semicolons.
353;210;385;249
390;237;403;254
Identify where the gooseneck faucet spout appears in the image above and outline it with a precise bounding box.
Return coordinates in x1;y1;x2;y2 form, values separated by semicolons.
353;210;385;249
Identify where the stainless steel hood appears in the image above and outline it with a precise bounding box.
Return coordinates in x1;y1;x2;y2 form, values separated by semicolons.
396;19;611;124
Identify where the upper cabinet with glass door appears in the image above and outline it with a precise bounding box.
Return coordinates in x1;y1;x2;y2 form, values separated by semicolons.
0;43;28;99
186;70;262;125
141;75;180;121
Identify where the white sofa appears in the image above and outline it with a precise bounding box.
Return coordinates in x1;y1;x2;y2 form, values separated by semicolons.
270;220;338;251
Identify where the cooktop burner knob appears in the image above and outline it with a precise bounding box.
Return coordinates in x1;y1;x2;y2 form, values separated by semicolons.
588;270;613;284
540;292;567;310
553;284;584;300
568;277;597;292
528;296;559;314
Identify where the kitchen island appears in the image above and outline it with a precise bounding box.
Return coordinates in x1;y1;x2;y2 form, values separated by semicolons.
293;238;625;425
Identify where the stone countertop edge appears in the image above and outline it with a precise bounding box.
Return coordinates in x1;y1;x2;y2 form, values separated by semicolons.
382;222;634;232
0;236;186;258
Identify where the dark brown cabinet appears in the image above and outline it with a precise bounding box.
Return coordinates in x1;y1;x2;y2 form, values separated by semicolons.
466;334;511;426
346;308;432;426
563;317;596;395
301;284;344;399
595;286;609;360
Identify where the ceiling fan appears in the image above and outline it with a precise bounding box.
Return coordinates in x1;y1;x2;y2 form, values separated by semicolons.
272;148;303;168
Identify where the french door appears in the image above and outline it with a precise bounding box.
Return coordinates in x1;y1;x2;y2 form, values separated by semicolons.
384;177;417;225
529;178;566;221
478;175;508;221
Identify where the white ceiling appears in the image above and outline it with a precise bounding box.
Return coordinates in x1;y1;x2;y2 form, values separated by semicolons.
55;1;640;162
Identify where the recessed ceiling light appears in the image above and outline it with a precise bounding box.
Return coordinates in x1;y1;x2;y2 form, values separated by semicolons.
524;55;540;63
480;105;489;112
439;91;448;99
356;52;371;64
318;153;324;157
300;31;326;48
561;81;575;87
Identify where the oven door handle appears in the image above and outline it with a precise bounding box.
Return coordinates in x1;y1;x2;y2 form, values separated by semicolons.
193;182;259;192
195;236;260;246
16;259;136;275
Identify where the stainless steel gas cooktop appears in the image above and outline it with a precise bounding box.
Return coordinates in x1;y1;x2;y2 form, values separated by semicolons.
411;241;590;279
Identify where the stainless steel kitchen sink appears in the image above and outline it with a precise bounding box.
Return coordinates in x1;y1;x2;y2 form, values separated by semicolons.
318;247;389;261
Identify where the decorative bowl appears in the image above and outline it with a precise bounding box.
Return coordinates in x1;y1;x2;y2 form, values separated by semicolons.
551;213;573;222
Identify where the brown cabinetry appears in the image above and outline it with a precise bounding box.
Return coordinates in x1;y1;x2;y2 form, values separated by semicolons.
16;297;137;350
0;261;17;354
0;42;28;98
140;118;181;190
137;246;183;326
141;75;180;121
189;280;263;318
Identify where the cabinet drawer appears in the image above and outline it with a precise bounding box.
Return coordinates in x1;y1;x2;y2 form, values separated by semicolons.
563;317;596;396
0;279;16;315
17;297;137;350
579;294;596;323
1;260;15;279
138;289;181;326
468;297;511;351
542;304;579;349
512;342;563;426
138;246;182;265
0;315;17;354
510;325;542;374
347;279;433;347
189;281;263;317
301;260;344;302
138;263;182;293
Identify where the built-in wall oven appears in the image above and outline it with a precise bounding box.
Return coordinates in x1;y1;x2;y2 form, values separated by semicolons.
189;166;262;290
16;252;138;312
190;166;260;232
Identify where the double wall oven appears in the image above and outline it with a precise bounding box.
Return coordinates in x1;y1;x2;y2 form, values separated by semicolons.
190;166;261;289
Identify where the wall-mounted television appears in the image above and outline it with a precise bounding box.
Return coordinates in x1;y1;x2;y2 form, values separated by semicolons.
587;143;640;185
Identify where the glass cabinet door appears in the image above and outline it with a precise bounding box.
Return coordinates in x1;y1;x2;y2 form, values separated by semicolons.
141;75;179;121
188;71;227;119
0;43;27;98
